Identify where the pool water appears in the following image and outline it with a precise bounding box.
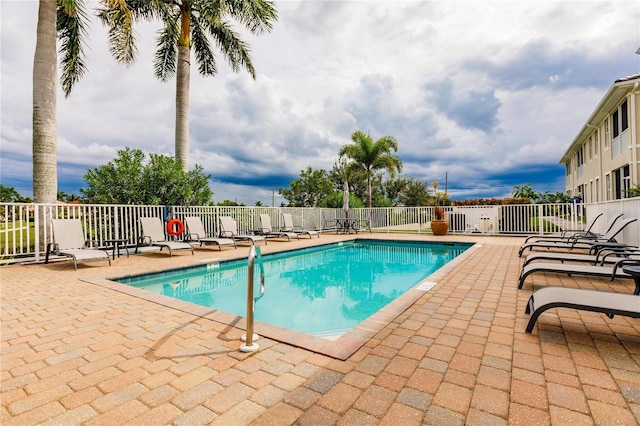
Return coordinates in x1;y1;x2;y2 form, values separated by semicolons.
117;240;471;337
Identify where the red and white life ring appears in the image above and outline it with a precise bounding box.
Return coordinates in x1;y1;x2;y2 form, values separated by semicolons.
166;219;184;236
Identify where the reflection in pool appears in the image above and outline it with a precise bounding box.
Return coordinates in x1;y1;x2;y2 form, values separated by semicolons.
117;240;471;336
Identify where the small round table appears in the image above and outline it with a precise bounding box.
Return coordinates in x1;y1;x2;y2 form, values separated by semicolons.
622;265;640;295
104;238;130;260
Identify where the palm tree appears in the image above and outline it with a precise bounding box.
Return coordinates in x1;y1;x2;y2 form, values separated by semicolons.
33;0;88;204
339;130;403;208
512;183;538;200
33;0;58;205
99;0;278;171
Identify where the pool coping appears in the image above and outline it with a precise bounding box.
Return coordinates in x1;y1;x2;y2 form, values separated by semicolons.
83;240;482;360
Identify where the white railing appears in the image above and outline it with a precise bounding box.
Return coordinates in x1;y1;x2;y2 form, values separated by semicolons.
584;198;640;247
1;199;637;263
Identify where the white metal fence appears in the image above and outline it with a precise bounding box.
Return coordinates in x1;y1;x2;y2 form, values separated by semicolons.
1;199;638;263
583;199;640;247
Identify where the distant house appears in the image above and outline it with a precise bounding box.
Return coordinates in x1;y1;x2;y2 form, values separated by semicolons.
559;74;639;201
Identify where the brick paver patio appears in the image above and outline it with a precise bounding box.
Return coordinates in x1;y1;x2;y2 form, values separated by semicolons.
2;234;639;425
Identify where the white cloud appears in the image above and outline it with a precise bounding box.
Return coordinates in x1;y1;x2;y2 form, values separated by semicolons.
1;0;638;203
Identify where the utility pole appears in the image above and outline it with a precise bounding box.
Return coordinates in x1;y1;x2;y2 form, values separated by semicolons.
445;172;448;195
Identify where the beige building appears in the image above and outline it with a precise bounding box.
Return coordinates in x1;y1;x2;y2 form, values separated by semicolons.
560;73;640;201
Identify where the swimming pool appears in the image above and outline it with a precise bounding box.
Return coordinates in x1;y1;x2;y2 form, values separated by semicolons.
117;240;471;338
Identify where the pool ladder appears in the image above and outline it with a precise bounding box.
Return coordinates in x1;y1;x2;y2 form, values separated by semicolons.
240;245;265;352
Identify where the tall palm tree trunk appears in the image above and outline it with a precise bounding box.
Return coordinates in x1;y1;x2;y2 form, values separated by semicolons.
174;16;190;172
33;0;58;204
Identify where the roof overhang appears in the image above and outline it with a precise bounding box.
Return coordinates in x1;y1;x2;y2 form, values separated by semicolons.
559;74;640;164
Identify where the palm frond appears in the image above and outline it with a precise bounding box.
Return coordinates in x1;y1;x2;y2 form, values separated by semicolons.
197;0;224;21
191;15;217;76
223;0;278;34
377;135;399;152
154;23;179;81
372;155;403;177
57;0;89;97
151;0;177;22
205;19;255;77
97;0;138;65
129;0;159;20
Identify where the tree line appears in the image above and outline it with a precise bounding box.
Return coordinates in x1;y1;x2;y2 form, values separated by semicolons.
0;129;443;207
2;140;572;207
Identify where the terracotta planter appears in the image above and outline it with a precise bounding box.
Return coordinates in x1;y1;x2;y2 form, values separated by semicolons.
431;220;449;236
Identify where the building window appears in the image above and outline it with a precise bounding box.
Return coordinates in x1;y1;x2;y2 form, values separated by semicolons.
622;165;630;198
612;100;629;157
612;100;628;139
577;147;583;166
594;130;599;155
604;118;610;147
588;136;593;160
613;165;630;199
576;147;584;178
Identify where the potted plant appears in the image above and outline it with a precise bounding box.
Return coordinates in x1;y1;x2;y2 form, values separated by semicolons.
431;206;449;236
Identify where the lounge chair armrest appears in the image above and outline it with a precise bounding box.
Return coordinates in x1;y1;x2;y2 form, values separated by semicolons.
592;246;613;259
45;242;59;263
589;242;632;254
567;234;593;242
85;239;100;248
561;229;593;238
187;233;201;242
530;236;578;244
612;258;640;280
139;236;153;246
595;246;635;261
569;235;604;244
134;235;152;254
599;249;640;265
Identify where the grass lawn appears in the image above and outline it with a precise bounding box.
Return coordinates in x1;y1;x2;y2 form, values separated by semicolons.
534;218;562;233
0;221;36;256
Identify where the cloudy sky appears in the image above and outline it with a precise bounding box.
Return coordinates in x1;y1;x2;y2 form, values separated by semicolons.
1;1;639;205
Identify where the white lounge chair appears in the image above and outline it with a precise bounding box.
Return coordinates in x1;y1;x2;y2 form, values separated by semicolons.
281;213;319;239
184;216;237;250
524;286;640;333
518;218;637;257
522;247;640;267
46;219;111;270
219;216;266;246
522;213;605;244
258;214;299;241
518;258;640;294
136;217;194;256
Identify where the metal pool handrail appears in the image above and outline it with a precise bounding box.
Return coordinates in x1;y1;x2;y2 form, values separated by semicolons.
240;245;265;352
